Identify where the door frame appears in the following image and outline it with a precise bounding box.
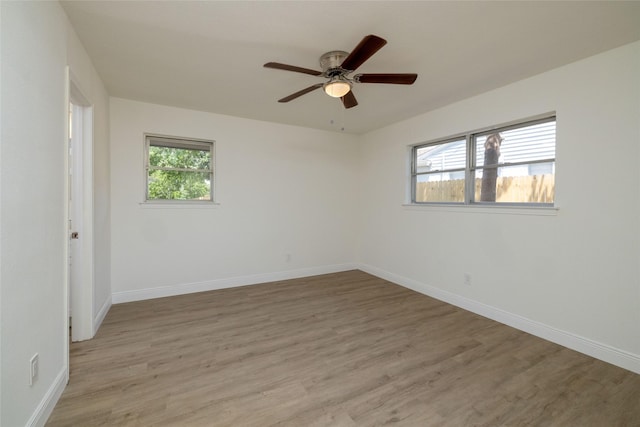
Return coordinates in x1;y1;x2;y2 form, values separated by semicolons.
64;68;95;356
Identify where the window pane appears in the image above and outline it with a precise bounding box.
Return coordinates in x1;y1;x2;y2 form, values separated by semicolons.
416;138;466;173
474;163;554;204
415;175;464;203
149;145;211;170
475;120;556;167
147;170;211;200
414;138;466;203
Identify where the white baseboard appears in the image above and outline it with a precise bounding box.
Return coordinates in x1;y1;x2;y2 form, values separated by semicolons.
27;367;67;427
358;263;640;375
112;263;358;304
93;295;112;335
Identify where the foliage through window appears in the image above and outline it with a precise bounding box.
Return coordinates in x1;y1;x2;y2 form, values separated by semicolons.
412;116;555;205
145;135;214;202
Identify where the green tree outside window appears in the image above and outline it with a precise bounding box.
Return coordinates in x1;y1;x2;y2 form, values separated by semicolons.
146;136;213;201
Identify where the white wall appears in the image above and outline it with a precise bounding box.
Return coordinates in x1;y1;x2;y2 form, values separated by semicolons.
0;1;110;425
358;41;640;372
110;98;359;302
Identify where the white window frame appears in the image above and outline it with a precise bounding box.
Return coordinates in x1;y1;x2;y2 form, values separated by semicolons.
411;114;556;207
144;134;215;204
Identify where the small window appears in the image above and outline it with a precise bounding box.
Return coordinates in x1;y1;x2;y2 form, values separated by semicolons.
411;115;556;206
144;135;214;202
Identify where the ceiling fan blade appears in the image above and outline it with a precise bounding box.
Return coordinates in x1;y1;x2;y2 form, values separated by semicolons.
278;83;324;103
341;91;358;109
340;35;387;72
264;62;322;76
356;73;418;84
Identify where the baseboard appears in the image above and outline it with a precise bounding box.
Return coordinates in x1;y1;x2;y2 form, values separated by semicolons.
112;263;358;304
93;295;112;335
358;263;640;375
26;366;67;427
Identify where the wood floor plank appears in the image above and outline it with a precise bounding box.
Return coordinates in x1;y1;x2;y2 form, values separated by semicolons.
47;270;640;426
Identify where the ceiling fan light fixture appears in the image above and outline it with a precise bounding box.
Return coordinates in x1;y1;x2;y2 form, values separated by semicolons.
324;79;351;98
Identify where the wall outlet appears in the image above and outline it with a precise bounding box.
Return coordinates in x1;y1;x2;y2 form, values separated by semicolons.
464;273;472;286
29;353;39;386
285;253;291;262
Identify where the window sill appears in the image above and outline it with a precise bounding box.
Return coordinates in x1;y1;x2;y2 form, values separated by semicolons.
139;201;221;209
402;203;558;216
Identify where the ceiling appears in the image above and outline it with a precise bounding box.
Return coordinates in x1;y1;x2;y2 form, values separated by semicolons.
61;1;640;134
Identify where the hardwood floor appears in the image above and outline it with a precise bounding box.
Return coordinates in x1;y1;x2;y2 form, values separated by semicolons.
47;270;640;426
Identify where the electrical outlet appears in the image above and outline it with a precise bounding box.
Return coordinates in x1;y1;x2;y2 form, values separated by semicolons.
29;353;39;386
285;253;291;262
464;273;472;286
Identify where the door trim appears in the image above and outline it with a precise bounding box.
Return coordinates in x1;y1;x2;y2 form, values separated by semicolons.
66;69;95;347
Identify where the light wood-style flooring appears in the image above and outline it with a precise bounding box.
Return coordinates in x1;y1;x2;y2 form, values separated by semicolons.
47;270;640;426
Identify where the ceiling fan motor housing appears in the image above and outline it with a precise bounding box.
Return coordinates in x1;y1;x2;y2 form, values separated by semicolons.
320;51;349;76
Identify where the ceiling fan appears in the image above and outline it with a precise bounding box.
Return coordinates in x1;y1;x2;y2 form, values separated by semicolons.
264;35;418;109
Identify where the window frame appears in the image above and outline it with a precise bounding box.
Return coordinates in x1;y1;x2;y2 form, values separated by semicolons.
411;114;556;207
143;134;215;204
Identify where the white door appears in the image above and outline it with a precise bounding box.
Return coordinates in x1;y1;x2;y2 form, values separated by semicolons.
69;101;83;342
67;83;94;343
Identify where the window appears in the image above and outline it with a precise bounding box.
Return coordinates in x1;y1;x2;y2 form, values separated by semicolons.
412;116;556;205
144;134;214;202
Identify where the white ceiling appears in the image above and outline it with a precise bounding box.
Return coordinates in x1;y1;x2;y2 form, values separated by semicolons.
61;1;640;134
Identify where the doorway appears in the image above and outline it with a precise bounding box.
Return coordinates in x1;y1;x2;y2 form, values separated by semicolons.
67;75;95;344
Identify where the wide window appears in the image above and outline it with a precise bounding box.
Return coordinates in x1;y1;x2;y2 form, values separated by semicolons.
412;116;556;205
144;134;214;202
